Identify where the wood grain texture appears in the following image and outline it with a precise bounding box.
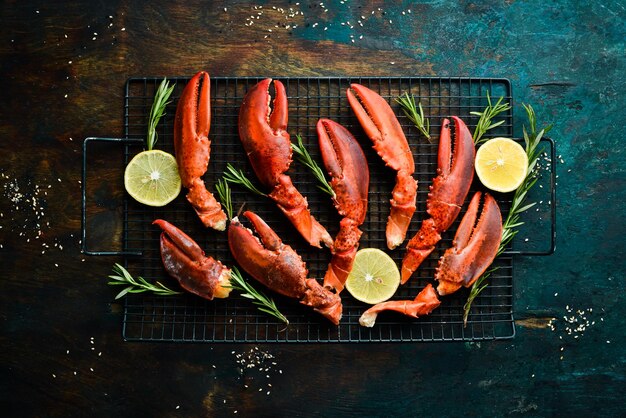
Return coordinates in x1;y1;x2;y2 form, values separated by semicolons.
1;1;625;417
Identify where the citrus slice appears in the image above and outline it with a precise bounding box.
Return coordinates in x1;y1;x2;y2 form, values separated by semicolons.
345;248;401;304
124;150;181;206
475;137;529;193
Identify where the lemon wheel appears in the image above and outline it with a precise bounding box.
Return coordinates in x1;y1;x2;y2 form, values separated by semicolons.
475;137;528;193
345;248;401;305
124;150;181;207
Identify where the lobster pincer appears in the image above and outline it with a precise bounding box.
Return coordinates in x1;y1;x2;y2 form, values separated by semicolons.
154;219;232;300
174;71;227;231
359;284;441;327
347;83;417;250
238;79;332;249
401;117;475;283
228;211;342;325
317;118;369;292
435;192;503;296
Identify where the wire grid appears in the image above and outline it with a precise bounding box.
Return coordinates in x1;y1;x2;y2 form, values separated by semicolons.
121;76;515;342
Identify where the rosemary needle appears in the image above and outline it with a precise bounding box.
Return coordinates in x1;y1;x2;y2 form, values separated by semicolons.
228;267;289;325
223;164;267;197
291;134;335;198
107;263;182;299
463;104;551;326
147;78;175;151
215;177;233;220
395;92;431;141
471;92;512;145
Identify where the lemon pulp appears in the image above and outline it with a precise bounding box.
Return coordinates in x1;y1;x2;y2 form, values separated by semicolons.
475;137;528;193
124;149;181;206
345;248;400;305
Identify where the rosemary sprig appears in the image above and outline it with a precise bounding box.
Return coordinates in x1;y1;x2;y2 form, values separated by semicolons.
215;177;233;219
228;267;289;325
107;263;182;299
471;92;512;144
223;164;267;197
395;92;431;141
291;134;335;197
147;78;175;150
463;104;551;326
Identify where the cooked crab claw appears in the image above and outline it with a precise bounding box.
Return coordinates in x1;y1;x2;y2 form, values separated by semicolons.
401;117;475;283
317;119;369;292
359;284;441;327
228;211;343;325
238;78;332;249
174;71;227;231
347;83;417;250
435;192;503;296
153;219;231;300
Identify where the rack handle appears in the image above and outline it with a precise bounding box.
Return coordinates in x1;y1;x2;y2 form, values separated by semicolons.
81;137;143;256
503;136;556;256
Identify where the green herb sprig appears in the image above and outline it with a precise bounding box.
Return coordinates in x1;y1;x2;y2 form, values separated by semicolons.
291;134;335;198
107;263;182;299
147;78;175;150
463;104;552;326
395;92;431;141
215;178;233;219
471;92;512;144
223;164;267;197
228;267;289;325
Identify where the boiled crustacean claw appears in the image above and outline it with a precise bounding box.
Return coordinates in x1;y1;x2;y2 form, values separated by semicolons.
153;219;231;300
359;284;441;327
317;119;369;292
228;211;342;325
174;71;227;231
347;83;417;250
238;79;332;249
435;192;503;296
401;117;475;283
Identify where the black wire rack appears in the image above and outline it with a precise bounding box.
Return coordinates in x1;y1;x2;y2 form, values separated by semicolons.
82;76;556;343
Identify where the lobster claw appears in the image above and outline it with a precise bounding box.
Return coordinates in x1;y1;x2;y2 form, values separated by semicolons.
228;211;342;324
347;83;417;249
174;71;227;230
428;116;475;229
359;284;441;327
435;192;503;296
238;79;332;249
401;117;475;283
317;119;369;292
153;219;231;300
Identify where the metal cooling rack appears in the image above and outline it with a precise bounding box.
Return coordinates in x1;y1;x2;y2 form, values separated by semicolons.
82;76;556;343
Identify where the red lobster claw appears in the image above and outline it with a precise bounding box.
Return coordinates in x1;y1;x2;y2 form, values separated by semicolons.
238;79;333;249
317;119;369;292
359;284;441;327
435;192;503;296
153;219;232;300
228;211;343;325
174;71;227;231
401;117;475;283
347;83;417;250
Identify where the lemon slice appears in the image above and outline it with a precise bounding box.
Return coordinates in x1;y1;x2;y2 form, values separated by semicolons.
345;248;400;304
124;150;181;206
475;137;529;193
